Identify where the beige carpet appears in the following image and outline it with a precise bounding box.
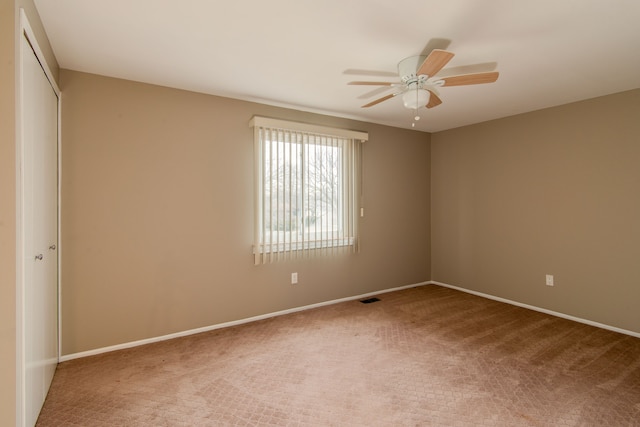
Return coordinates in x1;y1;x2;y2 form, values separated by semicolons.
37;285;640;426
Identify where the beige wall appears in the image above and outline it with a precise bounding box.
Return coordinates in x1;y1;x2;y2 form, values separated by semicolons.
431;89;640;333
1;0;58;425
0;2;17;423
59;70;431;355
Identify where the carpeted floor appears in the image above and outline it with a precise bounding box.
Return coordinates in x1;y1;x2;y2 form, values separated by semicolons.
37;285;640;426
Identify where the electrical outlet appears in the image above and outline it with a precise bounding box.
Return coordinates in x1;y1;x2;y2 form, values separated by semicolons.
291;272;298;284
546;274;554;286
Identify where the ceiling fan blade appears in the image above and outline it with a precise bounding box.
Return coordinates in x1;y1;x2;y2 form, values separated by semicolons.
435;62;498;78
361;93;398;108
348;81;396;86
426;91;442;109
357;85;395;100
440;71;499;86
417;49;455;77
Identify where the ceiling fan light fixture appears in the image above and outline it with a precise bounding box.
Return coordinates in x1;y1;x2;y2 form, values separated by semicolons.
402;88;430;109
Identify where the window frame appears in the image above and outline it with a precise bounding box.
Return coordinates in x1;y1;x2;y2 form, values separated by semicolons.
250;116;367;264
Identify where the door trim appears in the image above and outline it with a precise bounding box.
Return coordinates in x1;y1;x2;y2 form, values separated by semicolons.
16;9;62;427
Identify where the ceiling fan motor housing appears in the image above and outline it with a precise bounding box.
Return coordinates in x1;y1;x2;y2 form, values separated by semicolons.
398;55;428;83
399;55;446;93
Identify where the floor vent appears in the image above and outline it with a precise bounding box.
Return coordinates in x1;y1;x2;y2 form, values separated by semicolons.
360;297;380;304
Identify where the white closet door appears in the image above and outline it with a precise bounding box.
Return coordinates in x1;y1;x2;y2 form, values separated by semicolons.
21;31;59;427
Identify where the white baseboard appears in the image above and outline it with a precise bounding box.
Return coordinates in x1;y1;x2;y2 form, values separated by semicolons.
429;280;640;339
61;279;638;362
60;281;430;362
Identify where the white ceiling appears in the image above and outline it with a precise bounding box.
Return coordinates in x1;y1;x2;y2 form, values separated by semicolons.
35;0;640;133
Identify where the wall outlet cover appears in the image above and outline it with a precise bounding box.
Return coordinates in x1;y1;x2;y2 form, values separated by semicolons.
546;275;554;286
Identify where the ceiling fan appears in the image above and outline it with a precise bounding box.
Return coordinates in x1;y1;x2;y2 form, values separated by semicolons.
348;49;499;123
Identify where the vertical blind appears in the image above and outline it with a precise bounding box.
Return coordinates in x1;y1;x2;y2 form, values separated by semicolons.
250;117;367;265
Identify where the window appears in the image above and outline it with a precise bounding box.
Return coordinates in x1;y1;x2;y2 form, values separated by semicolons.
250;116;367;264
